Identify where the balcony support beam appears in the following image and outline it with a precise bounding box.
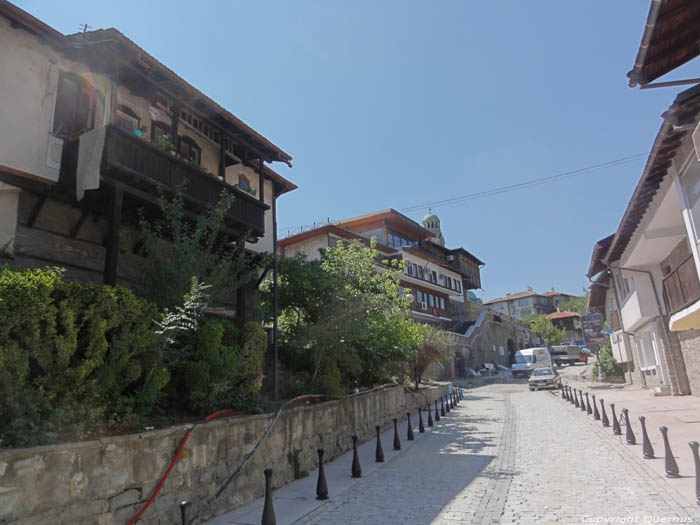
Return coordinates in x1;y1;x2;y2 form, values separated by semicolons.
258;158;265;204
103;186;123;286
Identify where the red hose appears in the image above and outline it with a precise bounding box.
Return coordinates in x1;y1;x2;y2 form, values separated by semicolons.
128;410;233;524
128;430;191;525
129;383;400;524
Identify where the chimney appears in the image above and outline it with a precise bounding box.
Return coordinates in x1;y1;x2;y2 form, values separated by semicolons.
527;286;533;292
506;293;511;296
551;287;555;292
556;306;561;313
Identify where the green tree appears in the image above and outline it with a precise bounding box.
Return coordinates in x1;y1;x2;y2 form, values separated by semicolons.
527;313;566;346
138;188;267;309
412;325;456;388
560;292;589;315
263;239;424;393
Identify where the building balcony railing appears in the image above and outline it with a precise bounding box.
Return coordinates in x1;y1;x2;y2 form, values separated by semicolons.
60;125;267;235
610;310;621;332
663;255;700;316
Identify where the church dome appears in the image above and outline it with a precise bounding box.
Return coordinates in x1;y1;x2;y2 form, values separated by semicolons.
423;212;439;223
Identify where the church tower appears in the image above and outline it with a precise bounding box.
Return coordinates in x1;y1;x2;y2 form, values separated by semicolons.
422;209;445;247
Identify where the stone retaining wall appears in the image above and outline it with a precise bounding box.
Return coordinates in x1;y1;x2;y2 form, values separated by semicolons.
0;384;449;524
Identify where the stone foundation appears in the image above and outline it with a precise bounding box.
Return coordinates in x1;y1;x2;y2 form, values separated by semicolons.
0;384;448;524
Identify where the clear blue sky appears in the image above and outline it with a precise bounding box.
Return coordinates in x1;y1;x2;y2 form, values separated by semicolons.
15;0;700;301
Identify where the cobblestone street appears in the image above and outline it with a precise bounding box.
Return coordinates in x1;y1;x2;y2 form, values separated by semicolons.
293;382;700;524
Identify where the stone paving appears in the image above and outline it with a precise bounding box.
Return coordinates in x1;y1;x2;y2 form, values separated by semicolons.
208;382;700;524
296;382;700;524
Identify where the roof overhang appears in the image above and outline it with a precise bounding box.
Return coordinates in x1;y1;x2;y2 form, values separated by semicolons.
588;270;610;314
599;85;700;269
628;0;700;87
336;209;433;240
277;224;395;254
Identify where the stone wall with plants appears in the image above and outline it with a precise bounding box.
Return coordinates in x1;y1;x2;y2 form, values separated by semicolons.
0;384;449;524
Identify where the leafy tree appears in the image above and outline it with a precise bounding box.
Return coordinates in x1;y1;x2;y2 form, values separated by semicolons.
138;188;267;309
560;292;589;315
263;239;424;394
527;313;566;346
412;325;456;388
593;342;624;380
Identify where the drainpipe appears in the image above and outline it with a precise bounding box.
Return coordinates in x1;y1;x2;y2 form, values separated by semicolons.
608;264;682;396
604;264;646;388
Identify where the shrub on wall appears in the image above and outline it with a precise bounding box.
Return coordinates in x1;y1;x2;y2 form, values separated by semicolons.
0;266;165;447
174;319;268;414
0;266;270;448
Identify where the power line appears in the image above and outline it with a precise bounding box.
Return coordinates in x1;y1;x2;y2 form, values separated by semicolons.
281;152;649;233
399;152;648;213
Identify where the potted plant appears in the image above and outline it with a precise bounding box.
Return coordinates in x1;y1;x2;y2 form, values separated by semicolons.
155;134;176;155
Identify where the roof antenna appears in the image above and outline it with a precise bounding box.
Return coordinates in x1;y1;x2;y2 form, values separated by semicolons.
79;23;92;33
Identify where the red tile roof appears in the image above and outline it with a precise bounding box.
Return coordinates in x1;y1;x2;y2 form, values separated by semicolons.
547;311;580;320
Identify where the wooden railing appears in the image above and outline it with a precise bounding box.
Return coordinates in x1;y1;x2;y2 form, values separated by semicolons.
101;125;267;234
663;255;700;315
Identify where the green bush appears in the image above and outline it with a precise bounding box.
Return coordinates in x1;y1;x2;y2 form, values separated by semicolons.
0;266;270;448
172;320;268;414
0;266;165;447
593;345;624;380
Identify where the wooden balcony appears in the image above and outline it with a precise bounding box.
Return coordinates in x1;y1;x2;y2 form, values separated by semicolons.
610;310;621;332
663;255;700;315
61;125;267;236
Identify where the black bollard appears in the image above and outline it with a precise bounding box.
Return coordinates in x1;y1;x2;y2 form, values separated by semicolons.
261;468;276;525
660;426;680;478
316;448;329;500
611;403;622;435
180;501;192;525
585;393;592;415
435;400;441;422
455;391;459;405
393;418;401;450
445;395;451;413
623;409;636;445
564;385;569;402
640;416;655;459
570;387;575;405
560;384;564;399
579;391;587;412
418;407;425;433
375;425;384;462
592;394;600;421
441;397;446;416
427;403;434;427
407;412;415;441
451;392;456;408
351;435;362;478
689;441;700;505
574;388;580;408
600;398;610;427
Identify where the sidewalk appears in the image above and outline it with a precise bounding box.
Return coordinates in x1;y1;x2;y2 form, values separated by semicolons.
558;383;700;510
203;415;429;524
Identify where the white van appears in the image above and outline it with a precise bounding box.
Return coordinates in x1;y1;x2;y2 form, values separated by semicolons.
511;347;552;378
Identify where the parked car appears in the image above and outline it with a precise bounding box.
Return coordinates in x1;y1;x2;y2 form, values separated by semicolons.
550;345;580;366
511;347;552;378
528;367;561;391
577;348;589;364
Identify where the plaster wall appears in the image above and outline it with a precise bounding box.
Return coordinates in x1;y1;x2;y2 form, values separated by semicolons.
0;16;108;183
